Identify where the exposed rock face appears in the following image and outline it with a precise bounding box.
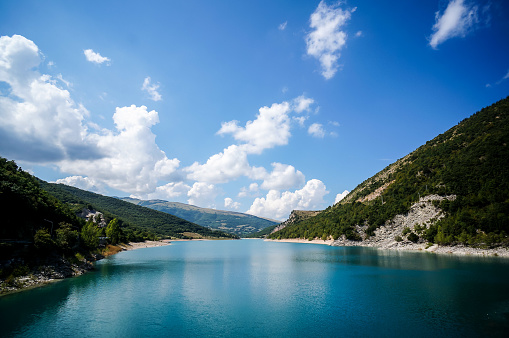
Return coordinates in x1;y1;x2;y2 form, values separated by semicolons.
79;208;107;227
0;255;96;295
333;194;456;248
271;210;321;234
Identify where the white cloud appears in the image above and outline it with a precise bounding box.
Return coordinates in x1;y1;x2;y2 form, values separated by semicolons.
187;182;217;207
141;76;162;101
334;190;349;204
83;49;111;65
59;105;180;195
185;144;255;183
305;1;355;79
148;182;191;200
355;31;363;37
217;101;293;154
247;179;329;221
55;175;105;194
0;35;180;196
293;116;308;127
56;73;71;88
279;21;288;31
47;61;55;68
260;163;305;191
238;183;259;198
0;35;97;163
308;123;326;138
504;69;509;80
429;0;479;49
224;197;241;210
293;95;315;113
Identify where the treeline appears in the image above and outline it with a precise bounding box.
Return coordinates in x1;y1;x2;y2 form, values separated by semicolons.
270;96;509;247
40;182;238;239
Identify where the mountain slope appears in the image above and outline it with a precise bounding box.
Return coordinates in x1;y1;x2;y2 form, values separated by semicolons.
40;182;238;239
120;198;278;236
0;158;82;241
269;97;509;247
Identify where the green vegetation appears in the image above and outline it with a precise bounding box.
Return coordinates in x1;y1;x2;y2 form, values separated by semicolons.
269;97;509;248
121;198;277;237
244;224;279;238
40;182;238;239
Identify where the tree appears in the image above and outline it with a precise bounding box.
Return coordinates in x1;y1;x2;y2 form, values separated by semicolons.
106;218;122;245
34;229;55;252
55;222;79;251
81;220;99;249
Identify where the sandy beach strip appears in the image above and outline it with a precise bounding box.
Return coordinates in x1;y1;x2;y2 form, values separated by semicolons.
120;240;172;251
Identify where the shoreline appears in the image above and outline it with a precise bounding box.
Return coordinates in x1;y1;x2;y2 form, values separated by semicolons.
0;240;173;296
265;238;509;258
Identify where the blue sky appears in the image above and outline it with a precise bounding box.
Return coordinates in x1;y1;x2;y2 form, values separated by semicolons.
1;0;508;220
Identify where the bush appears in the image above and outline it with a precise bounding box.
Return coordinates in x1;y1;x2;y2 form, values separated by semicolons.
395;235;403;242
407;232;419;243
34;229;55;252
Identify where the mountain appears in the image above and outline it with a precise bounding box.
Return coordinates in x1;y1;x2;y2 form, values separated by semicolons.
120;198;278;237
40;182;238;239
269;97;509;247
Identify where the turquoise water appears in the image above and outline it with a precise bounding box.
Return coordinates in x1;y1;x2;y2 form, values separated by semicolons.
2;239;509;337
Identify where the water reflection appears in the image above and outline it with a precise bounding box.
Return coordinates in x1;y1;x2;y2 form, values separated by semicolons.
2;240;509;337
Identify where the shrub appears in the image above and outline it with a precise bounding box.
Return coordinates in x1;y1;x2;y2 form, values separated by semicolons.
395;235;403;242
407;232;419;243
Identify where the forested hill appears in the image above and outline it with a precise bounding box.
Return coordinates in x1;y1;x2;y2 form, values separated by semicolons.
120;198;278;237
269;96;509;247
40;182;238;239
0;158;82;241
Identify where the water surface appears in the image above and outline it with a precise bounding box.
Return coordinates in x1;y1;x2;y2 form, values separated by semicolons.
2;240;509;337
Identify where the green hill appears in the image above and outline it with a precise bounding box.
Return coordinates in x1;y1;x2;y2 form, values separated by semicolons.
269;97;509;247
120;198;278;236
0;158;83;241
40;183;238;240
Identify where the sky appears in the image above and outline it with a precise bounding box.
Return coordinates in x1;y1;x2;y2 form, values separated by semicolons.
0;0;508;221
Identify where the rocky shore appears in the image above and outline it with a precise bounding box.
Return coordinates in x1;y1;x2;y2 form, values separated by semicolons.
0;254;97;296
0;240;172;296
269;195;509;258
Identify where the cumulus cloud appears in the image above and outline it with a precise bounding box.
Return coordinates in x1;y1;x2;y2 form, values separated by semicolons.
217;101;293;154
305;1;355;79
83;49;111;65
185;144;258;184
59;105;180;195
0;35;179;196
279;21;288;31
55;176;105;194
429;0;479;49
148;182;191;200
0;35;99;163
247;179;329;221
224;197;241;210
141;76;162;101
187;182;217;207
308;123;326;138
260;163;305;191
334;190;349;204
293;95;315;113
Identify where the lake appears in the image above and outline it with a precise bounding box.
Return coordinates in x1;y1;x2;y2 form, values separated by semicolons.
1;239;509;337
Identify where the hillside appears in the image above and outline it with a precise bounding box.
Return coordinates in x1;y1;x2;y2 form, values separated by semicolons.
269;97;509;248
40;183;238;239
0;158;83;241
121;198;278;236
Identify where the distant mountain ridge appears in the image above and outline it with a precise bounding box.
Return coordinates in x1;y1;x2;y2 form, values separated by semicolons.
120;198;278;236
269;96;509;247
40;182;237;239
